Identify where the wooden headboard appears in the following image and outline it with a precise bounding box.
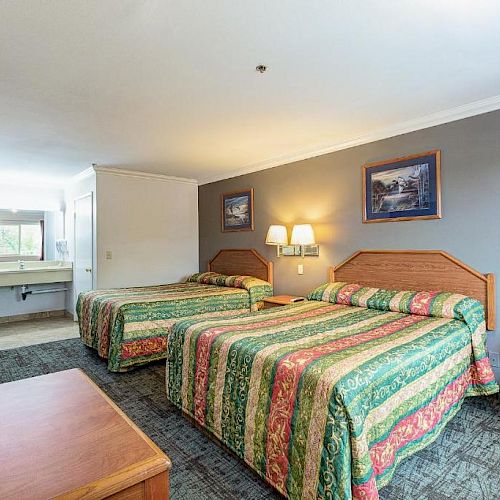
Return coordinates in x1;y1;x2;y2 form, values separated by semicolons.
328;250;495;330
208;249;273;285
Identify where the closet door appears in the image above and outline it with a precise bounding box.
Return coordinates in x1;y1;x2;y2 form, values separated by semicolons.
74;192;93;310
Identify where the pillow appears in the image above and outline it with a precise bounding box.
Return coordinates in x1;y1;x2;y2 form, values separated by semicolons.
187;272;273;311
307;281;485;334
187;272;231;286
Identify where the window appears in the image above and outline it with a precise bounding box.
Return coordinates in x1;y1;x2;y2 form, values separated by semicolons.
0;222;43;258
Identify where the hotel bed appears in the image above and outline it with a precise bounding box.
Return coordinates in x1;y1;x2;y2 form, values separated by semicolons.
165;250;498;499
77;249;273;372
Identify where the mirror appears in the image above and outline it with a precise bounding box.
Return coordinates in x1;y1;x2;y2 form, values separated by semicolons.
0;209;64;262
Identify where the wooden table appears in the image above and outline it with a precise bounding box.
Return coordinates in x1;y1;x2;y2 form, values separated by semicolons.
0;369;171;499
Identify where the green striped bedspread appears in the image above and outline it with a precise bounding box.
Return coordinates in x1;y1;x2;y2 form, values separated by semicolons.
166;283;498;499
77;274;272;372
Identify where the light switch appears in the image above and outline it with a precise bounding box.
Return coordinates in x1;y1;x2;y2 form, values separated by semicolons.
298;264;304;275
106;250;112;260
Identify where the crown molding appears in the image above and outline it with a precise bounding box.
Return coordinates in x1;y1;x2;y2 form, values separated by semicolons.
68;166;96;185
199;93;500;185
68;166;198;185
93;166;198;185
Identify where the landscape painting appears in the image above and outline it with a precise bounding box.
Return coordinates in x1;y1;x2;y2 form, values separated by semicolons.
221;188;254;232
363;151;441;223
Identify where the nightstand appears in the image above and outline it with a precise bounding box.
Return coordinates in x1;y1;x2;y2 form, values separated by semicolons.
262;295;306;309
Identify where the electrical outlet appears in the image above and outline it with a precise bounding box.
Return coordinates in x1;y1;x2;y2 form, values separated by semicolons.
106;250;112;260
490;351;500;368
297;264;304;275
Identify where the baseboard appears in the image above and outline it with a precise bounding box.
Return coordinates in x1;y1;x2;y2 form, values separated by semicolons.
64;310;75;320
0;310;67;324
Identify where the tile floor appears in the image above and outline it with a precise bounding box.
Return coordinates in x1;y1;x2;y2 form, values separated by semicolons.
0;316;79;350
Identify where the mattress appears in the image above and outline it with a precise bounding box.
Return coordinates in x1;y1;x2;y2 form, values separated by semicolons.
77;273;272;371
166;283;498;499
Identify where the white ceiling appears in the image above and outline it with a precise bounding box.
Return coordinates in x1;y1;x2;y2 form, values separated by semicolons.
1;0;500;185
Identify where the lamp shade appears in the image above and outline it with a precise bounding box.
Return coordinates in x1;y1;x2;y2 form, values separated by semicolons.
291;224;315;245
265;225;288;245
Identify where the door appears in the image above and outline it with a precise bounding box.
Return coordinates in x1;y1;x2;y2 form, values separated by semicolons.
74;192;93;316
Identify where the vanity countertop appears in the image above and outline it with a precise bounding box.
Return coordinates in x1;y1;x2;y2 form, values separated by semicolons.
0;261;72;273
0;261;73;286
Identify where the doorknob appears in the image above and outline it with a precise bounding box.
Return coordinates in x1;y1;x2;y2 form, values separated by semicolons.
85;268;92;273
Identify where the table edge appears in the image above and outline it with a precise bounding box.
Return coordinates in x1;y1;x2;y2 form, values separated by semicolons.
55;456;170;499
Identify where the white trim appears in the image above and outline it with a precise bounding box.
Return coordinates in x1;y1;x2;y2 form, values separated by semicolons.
93;166;198;185
199;93;500;185
73;191;94;203
68;166;96;185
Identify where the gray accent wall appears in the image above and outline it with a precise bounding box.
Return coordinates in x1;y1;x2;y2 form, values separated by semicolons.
199;110;500;379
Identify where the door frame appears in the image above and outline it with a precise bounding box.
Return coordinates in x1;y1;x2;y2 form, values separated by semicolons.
73;192;94;317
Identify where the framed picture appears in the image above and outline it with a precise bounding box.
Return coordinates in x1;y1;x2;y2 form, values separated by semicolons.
362;150;441;223
221;188;254;232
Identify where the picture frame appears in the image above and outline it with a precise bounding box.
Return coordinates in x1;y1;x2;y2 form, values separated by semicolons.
221;188;254;232
362;150;441;223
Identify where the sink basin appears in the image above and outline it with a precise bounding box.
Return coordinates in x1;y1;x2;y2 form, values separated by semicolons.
0;261;73;286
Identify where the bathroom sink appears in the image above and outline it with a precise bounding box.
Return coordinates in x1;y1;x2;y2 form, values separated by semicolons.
0;261;73;287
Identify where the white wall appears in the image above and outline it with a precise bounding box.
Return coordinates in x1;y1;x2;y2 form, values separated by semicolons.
96;170;198;289
44;210;64;260
0;182;63;211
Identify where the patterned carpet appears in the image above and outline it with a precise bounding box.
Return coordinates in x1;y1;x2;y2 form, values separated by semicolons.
1;339;499;500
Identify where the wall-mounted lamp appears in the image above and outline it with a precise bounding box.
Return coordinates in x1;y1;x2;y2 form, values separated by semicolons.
265;224;319;257
290;224;319;257
265;225;288;257
291;224;315;245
